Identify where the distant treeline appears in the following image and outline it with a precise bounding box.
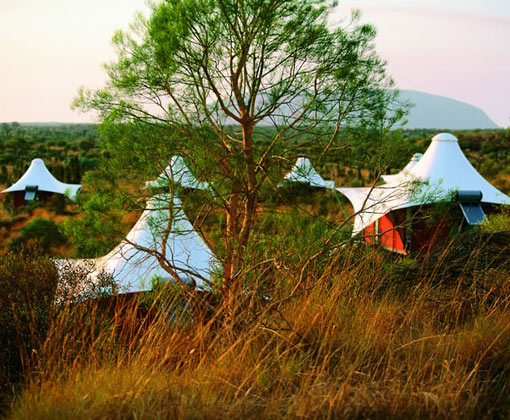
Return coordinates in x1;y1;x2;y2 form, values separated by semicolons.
1;122;509;192
0;123;100;186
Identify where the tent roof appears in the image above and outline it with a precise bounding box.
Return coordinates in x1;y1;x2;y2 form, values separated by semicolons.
59;193;215;293
381;153;423;184
338;133;510;235
336;184;412;235
282;157;335;189
2;158;82;200
146;156;209;190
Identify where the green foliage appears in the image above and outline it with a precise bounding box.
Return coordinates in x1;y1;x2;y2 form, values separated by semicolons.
54;260;118;304
0;252;58;389
481;206;510;233
8;218;68;254
46;194;67;215
63;190;131;258
0;252;119;399
72;0;404;293
0;123;100;187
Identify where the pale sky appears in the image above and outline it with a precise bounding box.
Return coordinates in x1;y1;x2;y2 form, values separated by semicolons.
1;0;509;126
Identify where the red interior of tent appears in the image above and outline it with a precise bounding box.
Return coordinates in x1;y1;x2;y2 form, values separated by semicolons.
13;190;54;208
362;205;470;255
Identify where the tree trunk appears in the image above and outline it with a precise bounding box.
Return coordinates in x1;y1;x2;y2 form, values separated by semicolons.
221;120;259;327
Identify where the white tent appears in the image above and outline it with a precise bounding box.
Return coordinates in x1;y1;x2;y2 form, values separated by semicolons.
59;193;215;293
381;153;423;184
337;133;510;235
2;158;82;201
282;157;335;189
146;156;209;190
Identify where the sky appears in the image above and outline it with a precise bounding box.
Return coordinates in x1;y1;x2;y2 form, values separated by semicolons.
0;0;509;126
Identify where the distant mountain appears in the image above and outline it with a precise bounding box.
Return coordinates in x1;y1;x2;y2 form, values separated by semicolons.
398;90;498;130
14;91;493;131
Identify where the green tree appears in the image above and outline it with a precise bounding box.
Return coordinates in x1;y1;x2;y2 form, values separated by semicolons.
0;123;12;141
74;0;403;309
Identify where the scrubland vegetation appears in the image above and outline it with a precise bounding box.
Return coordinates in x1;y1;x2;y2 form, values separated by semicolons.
1;128;510;417
2;223;510;419
0;123;99;188
2;124;510;257
2;0;510;415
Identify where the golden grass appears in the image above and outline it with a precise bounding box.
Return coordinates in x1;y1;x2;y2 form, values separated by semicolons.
8;244;510;419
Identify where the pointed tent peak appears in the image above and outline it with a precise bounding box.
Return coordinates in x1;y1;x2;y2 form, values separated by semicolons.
291;157;316;176
403;153;423;171
296;156;310;165
170;155;190;175
59;192;216;294
337;131;510;236
283;157;335;189
171;155;188;165
146;156;210;190
432;133;458;143
408;132;510;205
26;158;52;173
382;152;424;183
2;157;81;201
406;131;510;205
109;191;215;291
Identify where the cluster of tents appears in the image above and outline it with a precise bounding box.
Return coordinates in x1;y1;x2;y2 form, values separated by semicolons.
2;133;509;293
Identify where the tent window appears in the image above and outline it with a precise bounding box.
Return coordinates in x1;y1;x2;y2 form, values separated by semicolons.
24;185;38;201
456;190;485;225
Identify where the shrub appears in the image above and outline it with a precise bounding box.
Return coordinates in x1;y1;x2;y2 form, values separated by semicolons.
0;253;58;391
46;194;67;215
481;206;510;233
8;218;68;254
53;260;118;304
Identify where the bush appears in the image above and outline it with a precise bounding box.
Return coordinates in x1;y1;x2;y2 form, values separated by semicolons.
0;253;58;391
481;206;510;233
9;218;68;254
54;260;118;304
46;194;67;215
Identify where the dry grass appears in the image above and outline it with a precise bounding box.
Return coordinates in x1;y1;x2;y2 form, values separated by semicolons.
7;241;510;419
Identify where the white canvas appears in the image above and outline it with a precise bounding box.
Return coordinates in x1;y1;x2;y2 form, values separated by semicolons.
59;193;215;293
282;157;335;189
2;158;81;200
146;156;210;190
338;133;510;235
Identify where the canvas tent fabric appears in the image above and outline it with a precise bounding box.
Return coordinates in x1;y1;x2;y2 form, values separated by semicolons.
146;156;209;190
282;157;335;189
336;183;413;235
337;133;510;235
58;193;215;293
381;153;423;184
2;158;81;200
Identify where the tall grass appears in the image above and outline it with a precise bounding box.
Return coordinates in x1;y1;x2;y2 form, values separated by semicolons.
7;231;510;419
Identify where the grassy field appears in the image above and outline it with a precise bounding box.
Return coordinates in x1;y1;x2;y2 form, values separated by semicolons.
3;225;510;419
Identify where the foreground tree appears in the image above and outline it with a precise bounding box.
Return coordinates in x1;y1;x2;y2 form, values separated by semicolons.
74;0;402;309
